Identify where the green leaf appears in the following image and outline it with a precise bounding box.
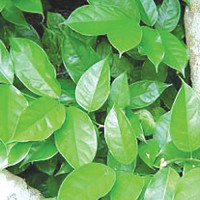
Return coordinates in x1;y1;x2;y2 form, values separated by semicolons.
21;137;58;166
139;27;165;70
0;140;7;169
170;81;200;152
0;84;28;143
136;0;158;26
0;0;6;11
175;168;200;200
109;72;130;109
7;142;32;167
110;173;144;200
75;59;110;112
1;0;28;27
13;0;43;14
55;107;97;169
154;112;171;151
62;34;100;83
155;0;181;32
0;40;14;84
107;151;135;173
138;139;160;167
159;31;188;74
55;161;73;176
58;78;76;105
125;109;145;142
129;80;169;109
13;97;65;142
144;167;179;200
135;109;156;137
141;60;168;82
10;38;61;98
105;105;138;165
67;5;142;53
87;0;140;21
57;163;116;200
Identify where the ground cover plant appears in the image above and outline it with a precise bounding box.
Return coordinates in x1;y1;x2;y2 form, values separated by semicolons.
0;0;200;199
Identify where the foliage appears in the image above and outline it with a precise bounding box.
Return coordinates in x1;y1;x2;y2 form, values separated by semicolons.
1;0;200;199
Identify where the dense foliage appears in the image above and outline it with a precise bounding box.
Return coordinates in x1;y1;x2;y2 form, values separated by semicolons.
1;0;200;199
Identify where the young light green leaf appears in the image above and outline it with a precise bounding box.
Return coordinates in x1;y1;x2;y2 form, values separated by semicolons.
0;84;28;143
139;27;165;70
0;40;14;84
144;167;179;200
129;80;169;109
55;107;97;169
138;139;160;167
1;0;28;27
75;59;110;112
13;97;65;142
170;81;200;152
155;0;181;32
110;173;144;200
105;105;138;165
109;72;130;109
13;0;43;14
62;34;100;83
0;0;6;11
10;38;61;98
107;151;136;173
55;161;73;176
136;0;158;26
21;137;58;166
58;163;116;200
159;30;188;74
67;5;142;53
0;140;7;169
7;142;32;167
175;168;200;200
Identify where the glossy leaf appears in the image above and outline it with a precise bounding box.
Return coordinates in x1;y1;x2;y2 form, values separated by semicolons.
55;161;73;176
0;84;28;143
21;137;58;166
13;0;43;14
75;59;110;112
156;0;181;32
55;107;97;169
105;105;138;164
67;5;142;53
13;97;65;142
129;80;169;109
0;140;7;169
109;72;130;109
159;30;188;74
0;40;14;84
1;1;28;27
154;112;171;151
87;0;140;21
170;81;200;152
7;142;32;167
139;27;165;70
110;173;144;200
175;168;200;200
136;0;158;26
62;34;100;83
10;38;61;98
144;167;179;200
57;163;116;200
